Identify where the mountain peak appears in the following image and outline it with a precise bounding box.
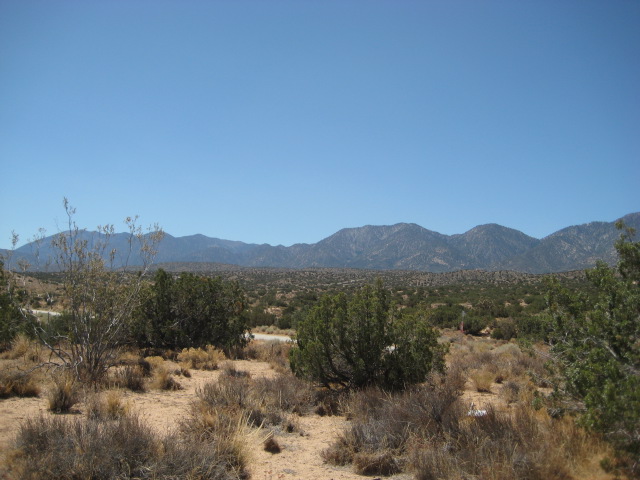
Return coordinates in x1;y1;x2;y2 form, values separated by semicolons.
6;213;638;274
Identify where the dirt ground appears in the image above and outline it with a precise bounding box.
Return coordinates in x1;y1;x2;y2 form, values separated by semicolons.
0;344;615;480
0;358;413;480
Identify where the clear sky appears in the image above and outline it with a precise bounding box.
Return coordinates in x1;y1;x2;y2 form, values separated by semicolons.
1;1;639;248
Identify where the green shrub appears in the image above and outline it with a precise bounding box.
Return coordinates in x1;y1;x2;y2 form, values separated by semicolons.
290;280;446;390
547;223;640;474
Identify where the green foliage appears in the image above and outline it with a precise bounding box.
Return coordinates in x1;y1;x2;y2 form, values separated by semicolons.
547;224;640;469
429;303;465;329
462;312;491;335
290;280;446;390
515;313;552;341
490;317;517;340
135;269;250;352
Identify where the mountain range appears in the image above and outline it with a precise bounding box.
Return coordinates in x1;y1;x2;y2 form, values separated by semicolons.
4;213;639;274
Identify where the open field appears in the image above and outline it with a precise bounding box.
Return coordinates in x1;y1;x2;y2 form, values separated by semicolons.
0;334;618;480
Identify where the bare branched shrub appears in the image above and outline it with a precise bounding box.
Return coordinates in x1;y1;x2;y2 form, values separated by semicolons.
31;200;163;383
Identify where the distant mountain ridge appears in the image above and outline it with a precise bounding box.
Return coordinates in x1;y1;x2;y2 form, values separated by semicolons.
4;213;639;274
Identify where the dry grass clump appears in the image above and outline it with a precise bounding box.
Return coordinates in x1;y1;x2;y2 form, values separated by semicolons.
353;451;401;476
149;365;182;391
1;334;42;362
221;361;251;378
250;340;293;372
112;365;147;392
323;371;464;476
144;355;166;371
451;339;547;378
252;373;315;415
0;367;41;398
47;370;79;413
199;374;253;410
408;405;603;480
322;366;606;479
470;368;494;392
179;403;251;479
8;409;250;479
197;368;315;432
177;345;226;370
86;389;129;420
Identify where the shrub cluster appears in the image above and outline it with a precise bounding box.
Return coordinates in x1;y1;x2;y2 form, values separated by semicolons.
9;410;249;479
324;369;602;479
197;367;315;432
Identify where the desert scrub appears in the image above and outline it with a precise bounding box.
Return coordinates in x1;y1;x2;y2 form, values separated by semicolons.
469;368;494;392
149;365;182;390
325;375;605;479
86;389;129;420
9;411;250;480
198;375;253;410
177;345;226;370
407;405;605;480
111;364;147;392
1;333;41;362
323;371;464;476
47;370;79;413
251;372;315;415
221;361;251;378
0;367;41;398
197;370;315;431
252;340;293;372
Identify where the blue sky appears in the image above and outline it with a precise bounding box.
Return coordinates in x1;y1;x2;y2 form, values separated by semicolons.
2;1;639;248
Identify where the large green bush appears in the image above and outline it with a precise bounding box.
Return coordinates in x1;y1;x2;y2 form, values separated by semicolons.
547;222;640;472
134;269;250;352
290;280;446;390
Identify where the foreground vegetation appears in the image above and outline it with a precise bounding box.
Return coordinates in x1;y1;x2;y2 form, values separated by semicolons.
1;206;638;478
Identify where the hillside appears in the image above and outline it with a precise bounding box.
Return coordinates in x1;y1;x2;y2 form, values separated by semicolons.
3;212;639;274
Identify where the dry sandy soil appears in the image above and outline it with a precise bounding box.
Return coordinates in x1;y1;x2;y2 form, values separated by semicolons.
0;338;616;480
0;357;412;480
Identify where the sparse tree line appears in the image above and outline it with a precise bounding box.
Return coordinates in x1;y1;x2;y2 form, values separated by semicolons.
1;202;639;475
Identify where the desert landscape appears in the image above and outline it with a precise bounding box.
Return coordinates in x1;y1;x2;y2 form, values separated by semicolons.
0;330;619;480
